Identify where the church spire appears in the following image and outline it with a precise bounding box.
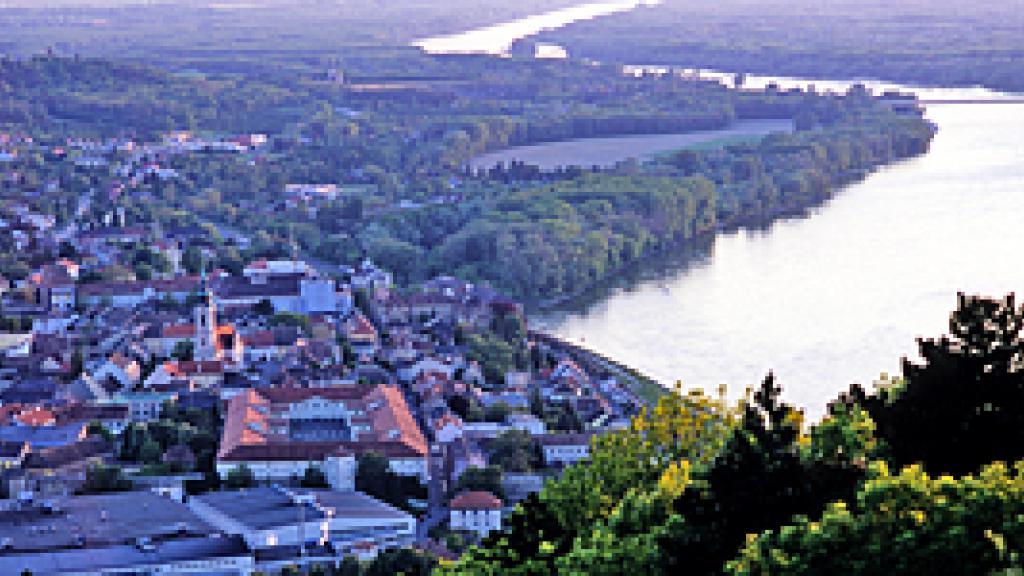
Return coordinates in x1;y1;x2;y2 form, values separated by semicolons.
194;253;217;362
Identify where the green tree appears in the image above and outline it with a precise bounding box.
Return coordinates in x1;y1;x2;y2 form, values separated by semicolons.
81;464;132;494
182;246;204;275
657;374;865;574
269;312;311;333
448;394;485;422
441;388;734;575
336;556;360;576
356;451;426;511
172;339;194;361
484;401;511;423
86;420;114;442
489;429;540;473
301;467;328;488
139;439;163;465
453;466;504;499
465;332;517;385
727;461;1024;575
363;548;435;576
863;293;1024;476
254;298;274;316
224;464;255;489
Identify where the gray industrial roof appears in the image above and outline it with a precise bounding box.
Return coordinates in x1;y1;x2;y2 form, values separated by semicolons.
0;534;248;575
0;492;215;552
193;487;410;531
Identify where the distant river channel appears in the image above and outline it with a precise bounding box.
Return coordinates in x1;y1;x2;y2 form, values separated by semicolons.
419;13;1024;419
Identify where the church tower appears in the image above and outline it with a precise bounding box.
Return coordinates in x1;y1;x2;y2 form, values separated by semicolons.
194;264;218;361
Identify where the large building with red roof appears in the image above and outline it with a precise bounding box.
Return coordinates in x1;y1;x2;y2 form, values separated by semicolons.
216;384;429;486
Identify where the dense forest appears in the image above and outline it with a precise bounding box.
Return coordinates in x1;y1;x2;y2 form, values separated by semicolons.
441;294;1024;574
0;52;934;302
0;0;583;61
539;0;1024;93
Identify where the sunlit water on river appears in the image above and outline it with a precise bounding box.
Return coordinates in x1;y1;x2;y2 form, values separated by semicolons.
414;0;659;55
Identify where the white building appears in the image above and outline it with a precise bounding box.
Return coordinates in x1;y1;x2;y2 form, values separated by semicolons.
449;491;503;536
537;433;594;467
507;413;546;436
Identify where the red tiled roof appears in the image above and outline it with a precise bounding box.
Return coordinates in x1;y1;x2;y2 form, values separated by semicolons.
217;384;428;462
433;412;463;431
109;353;135;369
242;330;274;348
166;360;223;376
162;324;196;339
15;407;56;427
450;491;502;510
348;313;377;338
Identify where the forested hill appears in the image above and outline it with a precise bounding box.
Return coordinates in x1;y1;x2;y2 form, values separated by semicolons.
0;0;583;59
441;294;1024;575
0;54;933;303
539;0;1024;94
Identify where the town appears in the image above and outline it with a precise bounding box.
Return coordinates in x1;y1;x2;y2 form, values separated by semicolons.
0;128;652;574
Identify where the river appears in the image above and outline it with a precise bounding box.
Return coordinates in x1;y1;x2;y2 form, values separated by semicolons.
536;86;1024;418
418;12;1024;419
414;0;660;55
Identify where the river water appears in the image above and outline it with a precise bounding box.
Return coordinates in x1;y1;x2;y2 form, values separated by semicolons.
537;84;1024;418
418;13;1024;419
414;0;659;55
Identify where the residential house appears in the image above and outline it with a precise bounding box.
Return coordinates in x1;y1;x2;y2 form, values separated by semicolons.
345;312;378;358
537;432;595;467
449;491;503;536
92;352;143;390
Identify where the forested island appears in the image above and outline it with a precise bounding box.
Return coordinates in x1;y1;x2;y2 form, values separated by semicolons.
539;0;1024;94
0;49;934;304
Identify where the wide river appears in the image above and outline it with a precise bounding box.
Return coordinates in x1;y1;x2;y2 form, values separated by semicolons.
537;78;1024;418
418;15;1024;419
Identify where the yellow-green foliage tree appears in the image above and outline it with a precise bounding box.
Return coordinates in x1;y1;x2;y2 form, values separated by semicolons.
437;387;735;576
727;461;1024;575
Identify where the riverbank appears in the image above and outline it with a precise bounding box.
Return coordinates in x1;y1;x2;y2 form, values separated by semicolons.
531;330;667;405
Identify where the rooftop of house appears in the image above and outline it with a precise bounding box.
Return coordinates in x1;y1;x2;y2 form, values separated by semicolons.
13;406;56;426
78;276;199;297
0;422;84;449
450;490;503;511
22;435;112;470
535;432;597;447
214;275;303;299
